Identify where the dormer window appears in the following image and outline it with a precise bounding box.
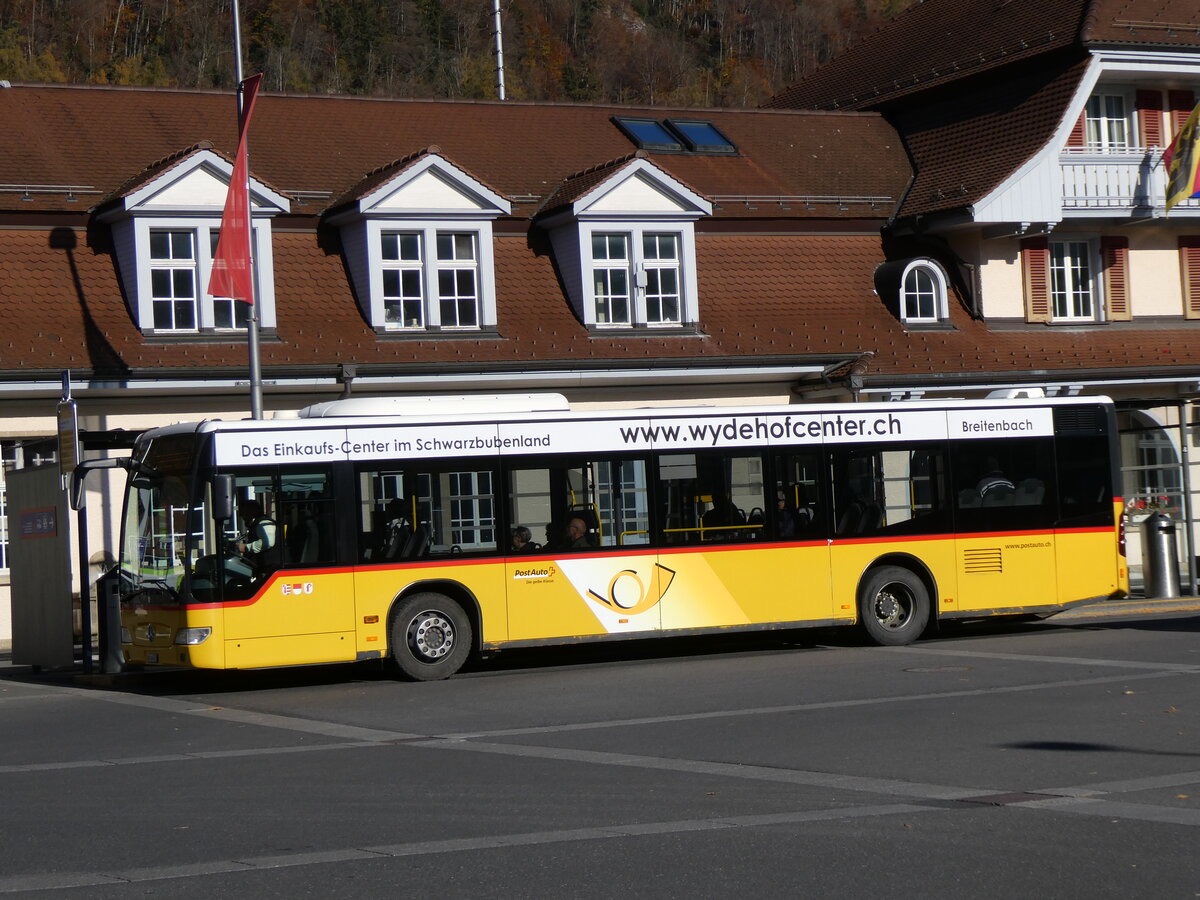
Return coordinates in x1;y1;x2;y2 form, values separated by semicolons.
380;230;481;329
539;157;712;331
899;260;949;324
591;230;682;326
94;147;287;336
328;152;510;334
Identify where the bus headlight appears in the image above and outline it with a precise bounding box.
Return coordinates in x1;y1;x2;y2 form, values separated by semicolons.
120;627;132;644
175;627;212;646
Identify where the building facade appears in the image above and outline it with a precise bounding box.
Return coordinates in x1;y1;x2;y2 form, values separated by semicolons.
770;0;1200;591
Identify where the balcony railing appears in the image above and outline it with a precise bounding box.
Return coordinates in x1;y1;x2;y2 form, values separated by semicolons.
1059;147;1200;214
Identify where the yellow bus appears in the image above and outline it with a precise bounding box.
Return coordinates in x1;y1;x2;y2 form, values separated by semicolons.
116;394;1127;680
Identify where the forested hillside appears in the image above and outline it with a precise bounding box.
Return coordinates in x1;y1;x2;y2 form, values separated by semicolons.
0;0;912;107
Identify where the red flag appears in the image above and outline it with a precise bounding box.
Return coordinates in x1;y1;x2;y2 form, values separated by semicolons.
208;73;263;304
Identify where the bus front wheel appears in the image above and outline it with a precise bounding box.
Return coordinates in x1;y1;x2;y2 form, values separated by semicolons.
390;593;472;681
858;566;929;646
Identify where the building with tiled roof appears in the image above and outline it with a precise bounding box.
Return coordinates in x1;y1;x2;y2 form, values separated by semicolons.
770;0;1200;590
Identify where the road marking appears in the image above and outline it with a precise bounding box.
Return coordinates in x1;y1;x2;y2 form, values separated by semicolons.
0;666;1191;772
881;645;1200;672
414;738;983;799
435;669;1189;740
0;803;935;893
1037;770;1200;797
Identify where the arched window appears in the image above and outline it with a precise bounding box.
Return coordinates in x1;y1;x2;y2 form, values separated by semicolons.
899;260;948;323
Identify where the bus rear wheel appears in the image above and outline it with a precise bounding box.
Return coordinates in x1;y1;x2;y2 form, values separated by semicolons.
858;566;929;646
390;593;472;681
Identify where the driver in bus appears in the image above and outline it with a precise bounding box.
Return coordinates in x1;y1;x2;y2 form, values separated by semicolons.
236;498;281;574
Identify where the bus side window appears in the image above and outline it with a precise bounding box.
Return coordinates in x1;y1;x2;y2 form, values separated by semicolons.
358;465;498;558
774;450;822;540
656;450;766;546
509;458;650;551
831;444;948;537
950;438;1056;532
277;469;336;565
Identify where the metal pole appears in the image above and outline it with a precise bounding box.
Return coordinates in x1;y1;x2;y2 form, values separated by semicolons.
232;0;264;419
76;506;92;674
1180;398;1197;594
493;0;506;101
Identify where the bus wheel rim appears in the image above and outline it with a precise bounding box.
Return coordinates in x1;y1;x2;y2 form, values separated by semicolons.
873;585;911;630
410;611;454;660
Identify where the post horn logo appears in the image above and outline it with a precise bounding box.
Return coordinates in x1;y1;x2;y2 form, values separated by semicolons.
587;563;676;616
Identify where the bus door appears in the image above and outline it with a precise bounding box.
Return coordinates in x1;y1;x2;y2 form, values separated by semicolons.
950;438;1058;612
506;457;662;641
220;468;356;667
653;449;828;631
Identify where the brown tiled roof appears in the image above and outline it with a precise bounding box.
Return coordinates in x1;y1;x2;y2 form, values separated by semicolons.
765;0;1089;112
536;151;647;218
1083;0;1200;45
3;225;1198;388
889;53;1090;218
766;0;1199;113
0;84;908;218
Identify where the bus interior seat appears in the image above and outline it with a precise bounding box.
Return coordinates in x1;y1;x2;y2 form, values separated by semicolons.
1016;478;1045;506
981;484;1016;507
836;501;864;535
958;489;982;509
382;522;413;560
857;502;884;532
401;525;429;559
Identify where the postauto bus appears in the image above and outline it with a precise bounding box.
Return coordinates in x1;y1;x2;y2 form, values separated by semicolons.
114;394;1127;680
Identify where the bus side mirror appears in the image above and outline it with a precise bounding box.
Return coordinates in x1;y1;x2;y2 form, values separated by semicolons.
212;474;235;521
70;457;133;511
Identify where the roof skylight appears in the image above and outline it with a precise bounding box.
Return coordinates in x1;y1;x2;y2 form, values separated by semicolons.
612;117;684;152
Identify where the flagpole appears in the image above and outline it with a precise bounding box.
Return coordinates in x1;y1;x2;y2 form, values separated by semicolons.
231;0;264;419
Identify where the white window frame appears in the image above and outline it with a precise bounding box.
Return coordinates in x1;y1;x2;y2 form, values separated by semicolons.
1085;90;1133;150
367;220;496;332
128;217;277;333
580;222;694;329
1049;237;1101;322
898;259;949;324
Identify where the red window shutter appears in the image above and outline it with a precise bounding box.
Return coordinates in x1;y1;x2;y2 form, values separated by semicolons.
1100;236;1131;321
1066;111;1086;148
1169;90;1196;139
1021;237;1052;323
1136;90;1164;148
1182;236;1200;320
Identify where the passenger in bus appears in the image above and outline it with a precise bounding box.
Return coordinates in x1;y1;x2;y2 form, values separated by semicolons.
976;459;1016;501
510;526;540;554
566;516;595;549
775;492;798;539
702;494;744;540
236;499;281;573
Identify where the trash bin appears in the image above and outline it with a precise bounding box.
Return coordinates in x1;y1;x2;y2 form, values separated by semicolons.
1142;513;1181;600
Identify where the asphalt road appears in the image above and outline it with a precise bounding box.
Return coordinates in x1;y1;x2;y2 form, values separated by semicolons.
2;601;1200;898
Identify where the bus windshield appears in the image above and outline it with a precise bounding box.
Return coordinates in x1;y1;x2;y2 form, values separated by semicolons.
119;432;200;602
